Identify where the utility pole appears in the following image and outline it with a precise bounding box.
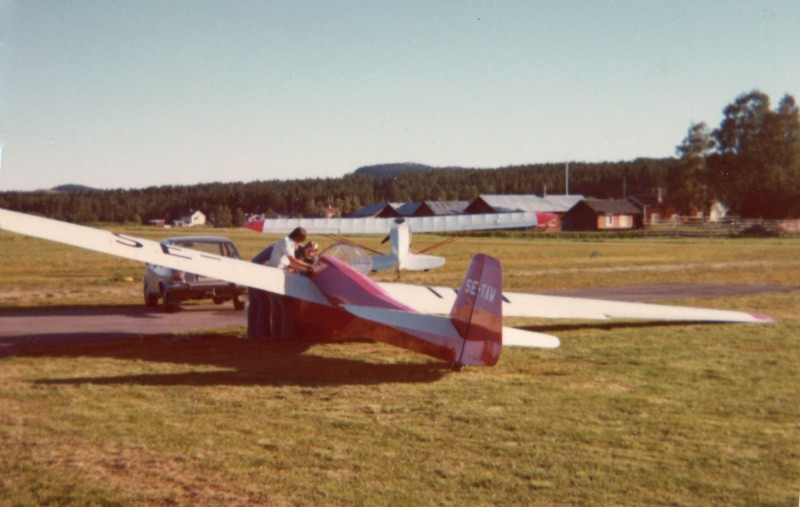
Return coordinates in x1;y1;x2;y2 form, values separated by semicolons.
565;161;570;195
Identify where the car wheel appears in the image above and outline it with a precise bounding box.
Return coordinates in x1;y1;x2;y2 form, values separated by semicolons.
233;296;245;311
212;296;225;305
161;286;179;312
144;282;159;307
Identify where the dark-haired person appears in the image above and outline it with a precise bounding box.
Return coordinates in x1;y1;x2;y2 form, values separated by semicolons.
294;241;319;267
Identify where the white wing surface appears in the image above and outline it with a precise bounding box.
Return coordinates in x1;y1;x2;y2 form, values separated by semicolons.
378;282;772;324
370;253;446;272
398;254;447;272
249;212;541;234
343;305;561;350
369;254;399;273
507;293;773;323
502;327;561;349
0;208;329;306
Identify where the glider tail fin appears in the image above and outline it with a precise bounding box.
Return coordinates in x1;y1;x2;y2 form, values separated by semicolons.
450;254;503;367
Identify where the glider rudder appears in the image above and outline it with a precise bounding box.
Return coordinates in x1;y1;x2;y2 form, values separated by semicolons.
450;254;503;368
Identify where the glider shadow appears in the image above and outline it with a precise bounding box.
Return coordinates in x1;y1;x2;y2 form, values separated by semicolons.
7;333;448;387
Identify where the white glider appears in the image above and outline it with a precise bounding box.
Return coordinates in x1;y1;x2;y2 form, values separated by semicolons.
246;212;555;272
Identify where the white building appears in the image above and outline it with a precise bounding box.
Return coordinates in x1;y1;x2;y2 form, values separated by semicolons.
174;210;206;227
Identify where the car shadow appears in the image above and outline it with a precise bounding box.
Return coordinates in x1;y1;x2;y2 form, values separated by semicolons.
9;333;449;387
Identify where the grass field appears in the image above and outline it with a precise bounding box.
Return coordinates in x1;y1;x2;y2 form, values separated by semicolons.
1;226;798;505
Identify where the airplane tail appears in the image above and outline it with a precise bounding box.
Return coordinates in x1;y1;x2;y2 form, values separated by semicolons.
450;254;503;367
342;253;558;368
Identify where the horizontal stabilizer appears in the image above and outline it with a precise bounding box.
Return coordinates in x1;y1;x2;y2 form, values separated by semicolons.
370;254;397;272
502;327;560;349
370;253;447;272
399;254;446;272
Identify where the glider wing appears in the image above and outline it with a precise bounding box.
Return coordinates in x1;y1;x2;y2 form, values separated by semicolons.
246;212;545;234
0;208;329;305
378;282;771;324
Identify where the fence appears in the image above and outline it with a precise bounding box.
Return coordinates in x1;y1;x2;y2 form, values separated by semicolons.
641;217;800;238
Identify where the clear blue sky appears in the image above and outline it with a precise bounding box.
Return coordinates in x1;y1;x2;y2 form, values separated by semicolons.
1;0;798;191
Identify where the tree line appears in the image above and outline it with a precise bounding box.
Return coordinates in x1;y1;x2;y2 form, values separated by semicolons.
1;90;797;225
668;90;800;219
0;160;676;226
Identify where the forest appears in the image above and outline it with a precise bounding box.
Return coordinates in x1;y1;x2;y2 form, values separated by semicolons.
0;159;676;226
1;90;798;225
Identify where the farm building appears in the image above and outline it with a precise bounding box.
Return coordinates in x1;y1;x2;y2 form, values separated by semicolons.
562;199;640;231
350;202;401;218
628;191;678;227
395;200;469;217
465;194;583;231
174;210;206;227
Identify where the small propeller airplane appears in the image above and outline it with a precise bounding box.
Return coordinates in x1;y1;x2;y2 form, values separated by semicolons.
0;207;772;370
245;212;557;272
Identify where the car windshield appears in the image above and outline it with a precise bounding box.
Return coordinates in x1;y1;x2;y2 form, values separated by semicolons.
318;242;373;275
171;240;237;258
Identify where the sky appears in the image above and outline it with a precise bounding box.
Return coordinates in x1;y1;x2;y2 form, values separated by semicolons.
1;0;798;191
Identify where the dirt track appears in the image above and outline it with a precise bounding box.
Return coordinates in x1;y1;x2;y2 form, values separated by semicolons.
0;304;246;355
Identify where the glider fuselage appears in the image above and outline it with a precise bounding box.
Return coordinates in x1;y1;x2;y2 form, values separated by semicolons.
288;255;468;364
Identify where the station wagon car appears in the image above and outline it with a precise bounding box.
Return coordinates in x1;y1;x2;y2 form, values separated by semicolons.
143;236;247;311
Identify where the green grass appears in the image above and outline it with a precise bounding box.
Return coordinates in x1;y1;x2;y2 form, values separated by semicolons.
1;227;798;505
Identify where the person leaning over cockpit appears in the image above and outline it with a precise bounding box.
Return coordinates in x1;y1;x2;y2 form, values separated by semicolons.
294;241;319;268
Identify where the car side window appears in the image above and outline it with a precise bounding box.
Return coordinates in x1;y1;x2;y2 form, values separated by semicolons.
223;242;239;258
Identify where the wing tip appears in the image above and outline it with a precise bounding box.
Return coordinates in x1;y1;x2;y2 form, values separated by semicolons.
533;337;561;349
749;312;774;323
502;327;561;349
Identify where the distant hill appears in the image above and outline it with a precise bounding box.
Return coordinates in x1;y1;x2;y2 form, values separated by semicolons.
52;184;96;192
354;162;474;179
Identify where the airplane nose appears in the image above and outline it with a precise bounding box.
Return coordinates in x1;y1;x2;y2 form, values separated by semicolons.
245;219;265;232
